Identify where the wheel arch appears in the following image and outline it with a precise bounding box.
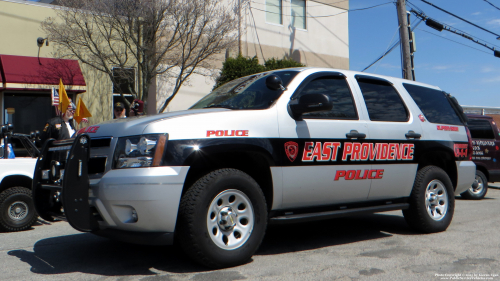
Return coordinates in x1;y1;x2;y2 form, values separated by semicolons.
0;175;33;193
474;164;489;181
181;144;275;212
417;149;458;190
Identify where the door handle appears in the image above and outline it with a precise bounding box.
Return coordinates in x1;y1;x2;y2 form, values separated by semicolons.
405;130;421;139
346;130;366;139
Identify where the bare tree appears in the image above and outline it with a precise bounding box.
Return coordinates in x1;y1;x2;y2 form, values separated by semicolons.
42;0;240;113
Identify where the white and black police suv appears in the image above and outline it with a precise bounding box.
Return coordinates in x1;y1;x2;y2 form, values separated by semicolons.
33;68;475;268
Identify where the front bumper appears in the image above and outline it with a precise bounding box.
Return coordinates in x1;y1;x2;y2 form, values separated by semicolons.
455;160;476;195
33;134;189;245
90;166;189;233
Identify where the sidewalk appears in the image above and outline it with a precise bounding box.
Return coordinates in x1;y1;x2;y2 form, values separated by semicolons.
488;182;500;189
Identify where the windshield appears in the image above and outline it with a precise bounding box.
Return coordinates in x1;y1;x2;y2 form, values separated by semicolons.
190;70;299;110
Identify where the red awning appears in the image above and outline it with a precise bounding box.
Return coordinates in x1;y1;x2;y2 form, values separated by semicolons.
0;54;86;92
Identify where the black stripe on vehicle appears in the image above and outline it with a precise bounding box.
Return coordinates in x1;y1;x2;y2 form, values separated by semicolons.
162;138;468;167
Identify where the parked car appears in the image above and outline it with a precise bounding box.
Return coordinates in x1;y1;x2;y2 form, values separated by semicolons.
33;68;475;268
463;114;500;199
0;124;39;232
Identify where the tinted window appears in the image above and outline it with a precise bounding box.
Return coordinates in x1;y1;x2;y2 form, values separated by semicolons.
296;77;358;119
190;70;298;110
358;80;408;122
403;84;462;125
112;67;135;94
468;119;495;139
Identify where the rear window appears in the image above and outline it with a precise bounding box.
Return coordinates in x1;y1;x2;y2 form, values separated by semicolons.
403;84;462;125
468;119;495;139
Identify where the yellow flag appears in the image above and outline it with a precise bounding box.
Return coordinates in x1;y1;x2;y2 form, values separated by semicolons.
58;78;71;114
74;97;92;124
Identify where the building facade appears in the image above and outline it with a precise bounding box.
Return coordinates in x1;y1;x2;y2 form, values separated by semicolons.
0;0;112;134
1;0;350;126
162;0;350;111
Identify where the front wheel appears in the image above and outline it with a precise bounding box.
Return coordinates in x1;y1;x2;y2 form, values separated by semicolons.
461;170;488;200
403;166;454;233
177;169;268;268
0;187;38;232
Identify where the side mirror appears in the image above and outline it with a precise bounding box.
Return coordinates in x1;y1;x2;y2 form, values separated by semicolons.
288;94;333;121
266;75;284;90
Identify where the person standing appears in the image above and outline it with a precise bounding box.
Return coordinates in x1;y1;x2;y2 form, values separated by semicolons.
129;99;144;116
114;102;127;119
39;102;76;145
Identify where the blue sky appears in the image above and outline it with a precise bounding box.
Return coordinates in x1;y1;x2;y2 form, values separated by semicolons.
349;0;500;107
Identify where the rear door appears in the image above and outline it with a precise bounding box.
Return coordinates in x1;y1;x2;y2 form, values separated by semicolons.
349;75;422;200
277;71;373;209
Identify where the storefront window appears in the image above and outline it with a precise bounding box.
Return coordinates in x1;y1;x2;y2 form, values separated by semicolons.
4;93;53;135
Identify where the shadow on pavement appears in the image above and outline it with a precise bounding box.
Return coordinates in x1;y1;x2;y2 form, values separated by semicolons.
7;213;414;276
258;212;413;256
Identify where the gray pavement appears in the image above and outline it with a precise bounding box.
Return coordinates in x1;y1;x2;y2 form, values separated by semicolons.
1;185;500;280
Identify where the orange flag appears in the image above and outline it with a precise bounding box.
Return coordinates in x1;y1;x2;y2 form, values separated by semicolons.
58;78;71;114
74;97;92;124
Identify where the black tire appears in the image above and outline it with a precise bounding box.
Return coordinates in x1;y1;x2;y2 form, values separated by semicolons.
0;187;38;232
460;170;488;200
403;166;455;233
177;168;268;269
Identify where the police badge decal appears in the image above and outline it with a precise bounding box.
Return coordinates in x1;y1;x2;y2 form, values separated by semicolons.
284;141;299;162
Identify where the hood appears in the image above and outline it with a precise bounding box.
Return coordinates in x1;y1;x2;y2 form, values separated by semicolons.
77;108;228;138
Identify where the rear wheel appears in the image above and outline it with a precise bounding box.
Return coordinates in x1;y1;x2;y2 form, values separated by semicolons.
403;166;454;233
0;187;38;232
177;168;267;268
461;170;488;200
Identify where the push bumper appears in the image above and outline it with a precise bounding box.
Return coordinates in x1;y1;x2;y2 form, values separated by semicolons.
33;134;189;244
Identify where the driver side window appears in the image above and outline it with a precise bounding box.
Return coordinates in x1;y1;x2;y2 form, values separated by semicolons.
297;76;358;120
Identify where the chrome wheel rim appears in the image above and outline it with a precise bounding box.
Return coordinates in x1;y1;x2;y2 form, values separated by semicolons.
207;189;254;250
8;201;29;221
425;180;448;221
470;174;484;194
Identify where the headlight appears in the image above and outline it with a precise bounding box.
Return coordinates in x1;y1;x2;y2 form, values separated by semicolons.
114;134;167;169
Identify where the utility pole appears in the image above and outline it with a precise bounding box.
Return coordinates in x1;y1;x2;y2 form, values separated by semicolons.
407;12;416;81
396;0;413;80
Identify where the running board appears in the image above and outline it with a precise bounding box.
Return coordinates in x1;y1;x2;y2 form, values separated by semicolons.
269;203;409;224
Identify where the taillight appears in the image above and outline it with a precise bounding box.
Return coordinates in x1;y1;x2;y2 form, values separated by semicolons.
465;126;473;160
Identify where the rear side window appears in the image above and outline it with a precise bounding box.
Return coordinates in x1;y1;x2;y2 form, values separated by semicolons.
357;79;408;122
468;119;495;139
296;77;358;119
403;84;463;125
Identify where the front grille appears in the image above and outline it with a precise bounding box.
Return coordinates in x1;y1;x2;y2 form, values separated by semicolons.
88;157;107;174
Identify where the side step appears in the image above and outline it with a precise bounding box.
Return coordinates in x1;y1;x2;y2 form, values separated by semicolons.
269;203;409;224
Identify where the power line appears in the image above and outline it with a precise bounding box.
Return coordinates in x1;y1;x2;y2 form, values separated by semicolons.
412;9;500;57
362;19;424;72
406;0;424;14
412;8;500;48
417;28;492;55
250;2;393;18
420;0;500;39
250;0;349;9
483;0;500;11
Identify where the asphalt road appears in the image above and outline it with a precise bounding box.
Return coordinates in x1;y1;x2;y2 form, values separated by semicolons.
1;186;500;281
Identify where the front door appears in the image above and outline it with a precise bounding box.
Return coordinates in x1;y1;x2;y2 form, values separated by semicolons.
277;72;373;209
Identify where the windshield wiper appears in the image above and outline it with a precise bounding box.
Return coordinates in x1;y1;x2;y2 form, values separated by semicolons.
205;104;234;109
